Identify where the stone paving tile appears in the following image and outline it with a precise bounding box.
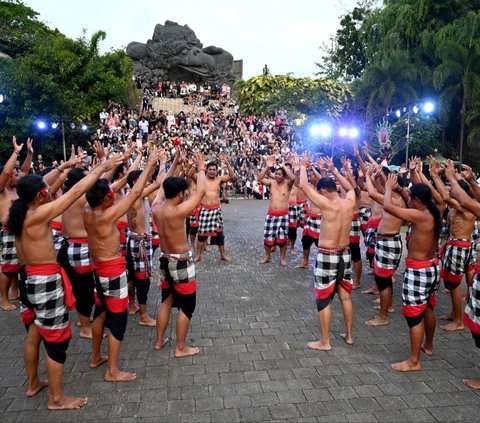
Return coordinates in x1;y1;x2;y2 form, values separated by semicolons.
1;200;480;422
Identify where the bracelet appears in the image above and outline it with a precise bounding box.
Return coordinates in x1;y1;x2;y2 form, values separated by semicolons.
56;168;64;174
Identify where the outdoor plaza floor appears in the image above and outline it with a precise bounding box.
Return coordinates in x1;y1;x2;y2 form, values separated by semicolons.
1;199;480;422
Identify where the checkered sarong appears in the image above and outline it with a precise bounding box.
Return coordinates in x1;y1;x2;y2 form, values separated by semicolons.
93;258;128;301
159;251;196;295
364;217;381;252
303;213;321;239
349;213;361;243
314;246;353;299
189;206;201;228
288;202;298;228
296;200;308;228
359;205;371;234
128;232;152;279
402;257;440;317
373;234;403;278
67;238;93;273
440;239;473;284
264;209;288;246
117;221;130;256
50;222;64;254
0;225;20;272
464;263;480;335
469;222;479;268
198;204;224;237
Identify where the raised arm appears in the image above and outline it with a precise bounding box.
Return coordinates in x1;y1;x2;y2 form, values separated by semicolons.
298;154;330;210
19;138;33;177
177;153;207;217
218;152;235;182
365;165;384;205
152;149;181;207
258;156;275;187
353;144;368;176
461;164;480;202
444;160;477;214
429;158;463;210
409;156;422;184
0;137;24;192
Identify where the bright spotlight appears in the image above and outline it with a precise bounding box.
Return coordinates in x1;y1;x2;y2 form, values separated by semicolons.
51;122;58;129
395;110;401;118
423;101;435;114
309;124;321;137
81;124;88;131
320;124;332;138
36;120;47;130
338;127;348;137
412;105;419;114
0;94;4;104
349;128;360;139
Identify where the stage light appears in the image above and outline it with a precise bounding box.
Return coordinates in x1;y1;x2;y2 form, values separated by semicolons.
412;105;419;114
320;124;332;138
396;110;401;118
81;124;88;131
36;120;47;130
338;127;348;137
51;122;58;129
70;123;76;129
423;101;435;114
349;128;360;139
309;124;321;137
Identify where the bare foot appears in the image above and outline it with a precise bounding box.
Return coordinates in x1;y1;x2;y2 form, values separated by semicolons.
366;269;374;275
294;263;308;269
352;284;361;290
307;340;332;351
1;302;17;311
9;292;19;301
260;257;271;264
362;288;379;295
194;256;202;263
373;297;381;304
421;344;433;356
154;337;170;350
89;355;108;369
175;346;200;357
76;321;82;327
440;321;464;331
139;316;156;327
79;328;93;339
439;313;454;321
128;304;139;315
340;333;354;345
365;316;389;327
463;379;480;389
25;380;48;397
290;249;297;256
373;305;394;312
220;255;231;262
279;259;287;266
203;245;210;252
48;396;88;410
104;370;137;382
391;359;421;372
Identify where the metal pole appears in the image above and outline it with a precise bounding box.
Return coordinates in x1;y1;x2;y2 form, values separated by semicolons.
405;110;410;165
62;121;66;161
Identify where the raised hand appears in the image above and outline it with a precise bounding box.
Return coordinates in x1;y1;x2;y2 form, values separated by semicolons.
461;164;474;182
385;172;397;190
12;136;24;154
266;155;276;168
93;141;106;160
408;156;417;172
324;156;335;173
428;155;440;176
103;154;125;172
26;137;33;155
444;159;456;180
195;152;206;170
300;152;312;168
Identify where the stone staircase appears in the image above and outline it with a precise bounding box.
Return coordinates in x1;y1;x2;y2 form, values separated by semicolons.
151;97;211;114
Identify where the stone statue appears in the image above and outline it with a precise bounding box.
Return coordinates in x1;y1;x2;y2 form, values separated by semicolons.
126;21;235;85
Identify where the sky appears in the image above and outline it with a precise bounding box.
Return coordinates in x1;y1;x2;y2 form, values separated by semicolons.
23;0;359;79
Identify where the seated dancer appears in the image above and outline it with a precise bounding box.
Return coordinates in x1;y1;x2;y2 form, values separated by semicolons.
299;155;356;350
445;160;480;388
0;137;33;311
383;174;442;371
84;150;159;382
8;155;119;409
258;156;295;266
364;165;405;326
430;157;476;331
125;151;167;327
194;153;234;262
152;152;206;357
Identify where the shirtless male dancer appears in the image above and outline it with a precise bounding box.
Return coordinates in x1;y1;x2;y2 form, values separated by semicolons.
153;152;206;357
8;155;119;409
430;158;476;331
365;165;405;326
0;137;33;310
194;152;234;262
383;174;442;371
258;156;295;266
299;155;356;349
84;150;159;382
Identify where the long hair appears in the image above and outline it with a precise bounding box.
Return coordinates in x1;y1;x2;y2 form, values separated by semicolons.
410;183;442;240
7;175;46;236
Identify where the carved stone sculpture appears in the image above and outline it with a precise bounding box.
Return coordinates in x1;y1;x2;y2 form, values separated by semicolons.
126;20;235;85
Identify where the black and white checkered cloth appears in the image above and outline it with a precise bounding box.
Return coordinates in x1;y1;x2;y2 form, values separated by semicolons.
128;233;153;277
441;239;473;282
159;251;196;285
0;226;20;266
25;272;69;331
198;205;224;236
374;234;403;276
359;205;371;231
288;203;298;228
296;201;308;227
303;214;322;238
314;247;352;294
402;258;440;309
67;241;91;269
465;267;480;334
51;228;65;254
96;269;128;300
349;213;361;242
264;211;289;245
364;227;377;250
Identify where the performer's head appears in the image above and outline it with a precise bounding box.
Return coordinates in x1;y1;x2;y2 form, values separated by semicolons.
274;167;287;182
163;176;189;202
316;177;337;196
0;166;19;188
409;183;442;240
127;170;142;188
64;167;86;192
86;179;115;209
206;162;218;179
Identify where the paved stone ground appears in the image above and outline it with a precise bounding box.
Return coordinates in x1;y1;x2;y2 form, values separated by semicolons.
1;199;480;422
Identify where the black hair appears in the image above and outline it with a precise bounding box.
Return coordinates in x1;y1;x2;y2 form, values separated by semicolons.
410;183;442;240
163;176;189;199
64;167;86;193
397;175;406;188
317;177;337;192
458;179;471;195
7;175;45;236
42;167;55;176
276;167;287;177
86;179;110;208
284;163;292;170
127;170;142;189
382;167;390;177
112;163;125;181
206;162;218;170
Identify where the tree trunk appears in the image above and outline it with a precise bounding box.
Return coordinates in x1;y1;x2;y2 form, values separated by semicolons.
459;95;466;162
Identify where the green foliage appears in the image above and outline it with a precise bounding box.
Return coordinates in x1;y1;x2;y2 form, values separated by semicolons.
236;74;351;119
